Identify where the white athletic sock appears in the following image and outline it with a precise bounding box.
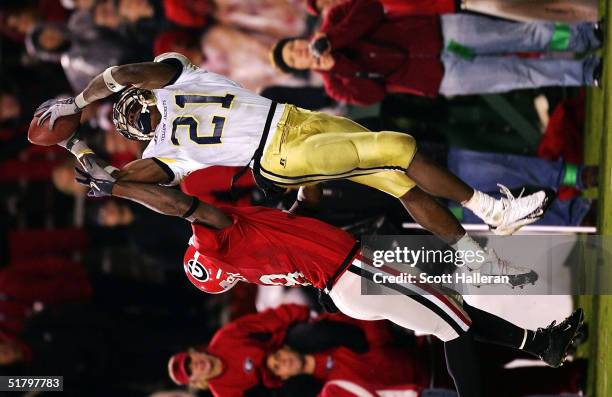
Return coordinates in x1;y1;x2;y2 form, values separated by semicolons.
451;233;485;271
462;190;500;226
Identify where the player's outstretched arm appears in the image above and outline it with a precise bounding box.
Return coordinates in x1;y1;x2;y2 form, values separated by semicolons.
38;62;178;129
112;181;233;229
74;161;231;228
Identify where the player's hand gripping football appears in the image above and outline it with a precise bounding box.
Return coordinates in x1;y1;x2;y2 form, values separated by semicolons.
75;158;116;198
37;97;83;130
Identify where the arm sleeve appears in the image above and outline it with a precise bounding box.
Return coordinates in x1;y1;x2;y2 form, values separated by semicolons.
322;0;385;49
323;74;386;106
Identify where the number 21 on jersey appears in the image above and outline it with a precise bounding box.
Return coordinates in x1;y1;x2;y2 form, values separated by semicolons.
171;94;235;145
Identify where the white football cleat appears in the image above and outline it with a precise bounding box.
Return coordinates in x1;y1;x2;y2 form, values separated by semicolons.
461;248;539;288
487;185;553;236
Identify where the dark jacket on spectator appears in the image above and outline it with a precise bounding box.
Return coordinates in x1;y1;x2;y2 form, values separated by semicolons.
318;0;444;105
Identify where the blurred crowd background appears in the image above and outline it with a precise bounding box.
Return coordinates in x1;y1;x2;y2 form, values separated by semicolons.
0;0;598;396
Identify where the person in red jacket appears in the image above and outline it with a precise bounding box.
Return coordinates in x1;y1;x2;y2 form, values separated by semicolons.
305;0;598;22
273;0;601;106
306;0;456;17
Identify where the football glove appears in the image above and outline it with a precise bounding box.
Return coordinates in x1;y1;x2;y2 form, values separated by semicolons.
37;97;83;130
75;163;116;198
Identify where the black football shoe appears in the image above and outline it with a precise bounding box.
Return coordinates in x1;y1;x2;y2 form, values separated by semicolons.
537;309;584;368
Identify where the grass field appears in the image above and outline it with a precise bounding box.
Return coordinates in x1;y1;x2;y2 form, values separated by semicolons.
580;1;612;395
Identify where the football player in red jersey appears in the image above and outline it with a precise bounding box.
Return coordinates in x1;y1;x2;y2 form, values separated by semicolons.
75;165;583;397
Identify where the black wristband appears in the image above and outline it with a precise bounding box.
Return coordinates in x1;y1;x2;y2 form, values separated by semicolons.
181;196;199;219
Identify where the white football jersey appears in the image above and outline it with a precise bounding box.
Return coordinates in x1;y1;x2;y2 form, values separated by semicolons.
142;53;286;185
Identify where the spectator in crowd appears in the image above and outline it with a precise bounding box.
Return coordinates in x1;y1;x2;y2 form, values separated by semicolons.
2;1;68;39
305;0;598;22
153;26;307;93
447;149;597;226
167;304;416;395
200;24;308;92
24;21;129;92
272;0;602;105
215;0;308;39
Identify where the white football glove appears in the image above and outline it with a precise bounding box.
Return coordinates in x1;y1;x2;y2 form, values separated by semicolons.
37;97;83;130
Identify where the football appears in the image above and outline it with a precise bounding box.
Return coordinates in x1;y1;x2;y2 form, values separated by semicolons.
28;111;81;146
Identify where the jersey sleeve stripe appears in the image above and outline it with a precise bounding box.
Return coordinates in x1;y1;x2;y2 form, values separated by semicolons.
159;58;184;87
151;157;176;184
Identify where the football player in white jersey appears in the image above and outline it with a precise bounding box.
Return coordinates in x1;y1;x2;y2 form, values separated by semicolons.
39;52;549;286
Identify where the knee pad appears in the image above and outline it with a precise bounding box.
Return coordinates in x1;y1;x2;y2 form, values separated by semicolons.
376;132;417;169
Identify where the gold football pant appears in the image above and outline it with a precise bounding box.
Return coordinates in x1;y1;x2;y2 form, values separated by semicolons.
259;105;417;198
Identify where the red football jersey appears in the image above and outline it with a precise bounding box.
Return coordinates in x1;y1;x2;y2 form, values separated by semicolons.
184;206;357;290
